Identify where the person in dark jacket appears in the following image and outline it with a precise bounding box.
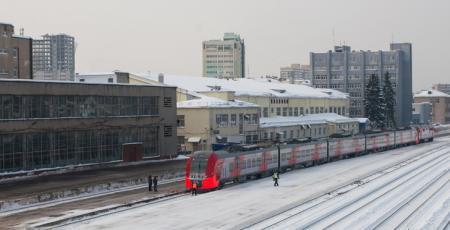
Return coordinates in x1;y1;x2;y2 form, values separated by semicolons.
148;175;152;191
153;176;158;192
191;182;198;196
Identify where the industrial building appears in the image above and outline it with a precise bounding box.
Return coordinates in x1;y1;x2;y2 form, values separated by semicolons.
0;79;177;173
0;23;32;79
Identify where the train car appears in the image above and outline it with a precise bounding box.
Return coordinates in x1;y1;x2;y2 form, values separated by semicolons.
395;129;417;146
185;141;328;191
186;127;434;191
328;136;366;159
418;126;434;142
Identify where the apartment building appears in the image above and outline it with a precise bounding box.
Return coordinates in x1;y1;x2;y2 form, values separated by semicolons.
203;33;245;78
310;43;412;127
33;34;75;81
0;23;32;79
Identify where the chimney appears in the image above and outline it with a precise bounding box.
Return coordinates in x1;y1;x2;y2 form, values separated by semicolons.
158;73;164;83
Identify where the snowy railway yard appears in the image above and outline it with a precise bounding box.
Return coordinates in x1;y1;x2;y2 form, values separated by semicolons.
13;136;448;230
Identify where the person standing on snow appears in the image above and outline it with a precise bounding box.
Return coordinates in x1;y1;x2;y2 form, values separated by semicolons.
192;182;198;196
148;175;152;191
153;176;158;192
272;171;279;187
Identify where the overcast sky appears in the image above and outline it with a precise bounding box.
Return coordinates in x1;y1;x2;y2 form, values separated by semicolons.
2;0;449;91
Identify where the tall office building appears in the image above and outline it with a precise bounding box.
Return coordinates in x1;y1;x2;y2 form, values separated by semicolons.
0;23;32;79
33;34;75;81
280;64;311;83
203;33;245;78
310;43;412;127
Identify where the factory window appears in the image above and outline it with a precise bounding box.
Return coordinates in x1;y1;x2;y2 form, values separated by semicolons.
300;107;304;115
294;108;299;116
0;126;159;173
0;95;159;120
276;108;281;116
288;108;293;116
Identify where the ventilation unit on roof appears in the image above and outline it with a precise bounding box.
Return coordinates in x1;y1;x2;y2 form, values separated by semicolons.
207;85;222;91
271;89;286;93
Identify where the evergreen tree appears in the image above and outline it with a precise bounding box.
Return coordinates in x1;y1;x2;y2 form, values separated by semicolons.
364;74;385;129
383;72;396;129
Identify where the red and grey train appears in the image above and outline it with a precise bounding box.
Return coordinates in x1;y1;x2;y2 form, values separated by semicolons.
185;127;434;191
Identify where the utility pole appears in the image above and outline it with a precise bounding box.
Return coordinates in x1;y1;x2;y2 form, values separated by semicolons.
277;134;281;172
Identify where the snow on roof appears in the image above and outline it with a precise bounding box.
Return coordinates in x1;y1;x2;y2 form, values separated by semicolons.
414;90;450;98
354;118;370;123
76;72;116;76
135;73;348;99
0;78;175;88
177;95;259;109
260;113;358;128
12;35;32;39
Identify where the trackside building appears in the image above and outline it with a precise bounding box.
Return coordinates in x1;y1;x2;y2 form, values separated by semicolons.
0;80;176;173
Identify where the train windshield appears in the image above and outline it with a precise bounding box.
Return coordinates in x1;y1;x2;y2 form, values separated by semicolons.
190;151;209;180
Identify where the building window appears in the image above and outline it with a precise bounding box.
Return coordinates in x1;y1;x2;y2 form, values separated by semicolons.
250;114;258;124
163;97;172;107
177;115;185;127
300;107;304;115
0;126;159;173
164;126;173;137
231;114;237;126
276;108;281;116
108;78;114;83
283;108;288;116
294;108;299;116
288;108;293;116
216;114;229;127
263;108;268;117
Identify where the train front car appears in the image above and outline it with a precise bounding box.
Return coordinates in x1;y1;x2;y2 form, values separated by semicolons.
185;151;221;191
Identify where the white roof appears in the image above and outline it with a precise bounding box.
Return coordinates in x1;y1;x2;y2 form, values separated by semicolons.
177;95;259;109
260;113;358;128
354;118;369;123
135;73;348;99
414;90;450;98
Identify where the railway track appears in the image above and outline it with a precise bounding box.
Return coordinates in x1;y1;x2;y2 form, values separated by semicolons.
244;144;450;229
375;171;449;229
314;151;449;229
0;177;185;217
34;193;189;229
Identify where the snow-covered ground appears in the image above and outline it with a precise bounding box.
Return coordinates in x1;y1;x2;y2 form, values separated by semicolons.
55;138;450;230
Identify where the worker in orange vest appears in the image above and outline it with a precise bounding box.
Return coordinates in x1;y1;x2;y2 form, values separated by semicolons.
192;182;198;196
